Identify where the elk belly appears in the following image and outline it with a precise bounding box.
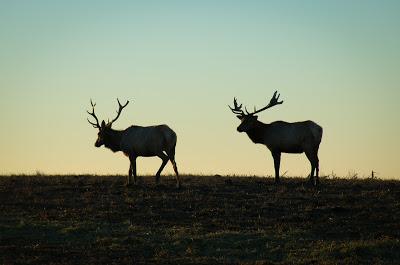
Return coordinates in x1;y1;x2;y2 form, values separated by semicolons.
279;143;304;154
284;147;304;154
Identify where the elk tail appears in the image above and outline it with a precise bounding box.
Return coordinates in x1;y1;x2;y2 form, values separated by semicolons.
164;126;177;159
313;124;323;145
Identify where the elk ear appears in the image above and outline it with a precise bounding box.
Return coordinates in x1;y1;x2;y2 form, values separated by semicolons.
236;115;243;120
101;120;106;128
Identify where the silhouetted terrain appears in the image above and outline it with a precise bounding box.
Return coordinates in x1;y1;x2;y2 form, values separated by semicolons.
1;175;400;264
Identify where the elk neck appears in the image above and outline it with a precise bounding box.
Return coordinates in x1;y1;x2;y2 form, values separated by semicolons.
104;128;124;152
245;120;269;144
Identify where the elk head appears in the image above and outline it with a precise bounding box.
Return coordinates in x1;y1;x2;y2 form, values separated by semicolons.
87;99;129;147
229;91;283;132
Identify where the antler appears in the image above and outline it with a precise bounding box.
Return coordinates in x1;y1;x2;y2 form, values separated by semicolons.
229;91;283;118
109;98;129;125
229;97;246;117
87;99;101;128
246;91;283;116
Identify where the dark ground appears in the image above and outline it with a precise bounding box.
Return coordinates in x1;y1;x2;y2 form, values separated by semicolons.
1;175;400;264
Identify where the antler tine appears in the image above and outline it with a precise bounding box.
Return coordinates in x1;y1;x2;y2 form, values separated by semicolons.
87;99;101;128
229;97;246;116
269;91;283;106
248;91;284;116
244;105;257;115
109;98;130;125
87;118;99;128
235;98;242;109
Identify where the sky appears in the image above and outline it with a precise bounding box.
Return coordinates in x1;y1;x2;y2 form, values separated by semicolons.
0;1;399;178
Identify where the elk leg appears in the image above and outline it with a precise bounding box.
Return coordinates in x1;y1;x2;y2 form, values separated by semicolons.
166;147;181;189
129;156;137;184
171;160;179;176
127;164;131;186
156;153;169;184
315;155;320;186
172;161;180;188
272;151;281;184
305;151;318;186
310;164;316;185
170;158;180;188
166;149;180;188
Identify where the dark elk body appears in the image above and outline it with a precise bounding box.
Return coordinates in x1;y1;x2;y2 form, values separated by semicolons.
230;92;323;185
87;99;180;188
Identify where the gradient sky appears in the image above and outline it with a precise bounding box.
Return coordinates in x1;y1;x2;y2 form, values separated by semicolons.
1;1;399;178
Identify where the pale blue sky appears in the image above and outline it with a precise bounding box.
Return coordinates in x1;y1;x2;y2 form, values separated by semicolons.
1;1;399;178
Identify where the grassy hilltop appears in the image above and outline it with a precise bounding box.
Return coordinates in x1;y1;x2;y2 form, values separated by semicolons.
1;175;400;264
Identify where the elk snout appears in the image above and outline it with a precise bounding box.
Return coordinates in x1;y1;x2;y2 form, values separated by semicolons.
237;122;247;132
95;138;103;147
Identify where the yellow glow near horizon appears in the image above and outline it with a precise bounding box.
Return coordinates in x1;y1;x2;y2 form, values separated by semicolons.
1;1;399;178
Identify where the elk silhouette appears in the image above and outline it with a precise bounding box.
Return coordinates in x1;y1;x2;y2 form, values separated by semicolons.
87;99;180;188
229;91;323;185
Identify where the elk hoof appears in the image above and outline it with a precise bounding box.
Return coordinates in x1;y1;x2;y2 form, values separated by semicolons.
308;177;316;186
176;182;181;189
314;179;320;187
155;176;160;183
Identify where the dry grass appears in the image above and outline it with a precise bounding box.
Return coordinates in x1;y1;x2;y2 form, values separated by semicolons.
1;175;400;264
